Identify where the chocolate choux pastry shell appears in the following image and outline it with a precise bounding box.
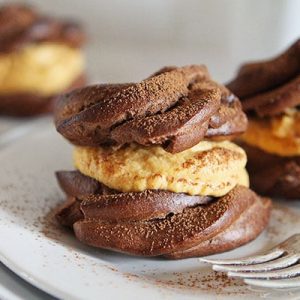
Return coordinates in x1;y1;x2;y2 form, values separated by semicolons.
228;38;300;199
55;171;271;258
54;65;271;258
55;65;247;153
0;4;86;116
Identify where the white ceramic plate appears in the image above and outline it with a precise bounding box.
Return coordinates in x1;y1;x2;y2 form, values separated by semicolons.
0;123;300;300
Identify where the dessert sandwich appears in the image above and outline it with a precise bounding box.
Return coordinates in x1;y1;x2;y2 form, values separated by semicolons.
228;39;300;199
0;4;86;116
54;65;271;258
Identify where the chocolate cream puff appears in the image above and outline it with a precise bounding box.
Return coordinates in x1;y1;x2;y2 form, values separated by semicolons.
54;65;271;258
228;39;300;199
0;4;86;116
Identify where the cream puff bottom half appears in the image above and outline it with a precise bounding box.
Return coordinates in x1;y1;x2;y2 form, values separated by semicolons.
74;140;249;197
0;43;84;96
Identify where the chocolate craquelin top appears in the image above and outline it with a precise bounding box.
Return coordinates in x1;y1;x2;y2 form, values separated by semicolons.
0;4;85;53
55;65;247;153
227;39;300;117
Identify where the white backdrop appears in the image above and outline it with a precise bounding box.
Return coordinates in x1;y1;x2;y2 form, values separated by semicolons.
1;0;300;83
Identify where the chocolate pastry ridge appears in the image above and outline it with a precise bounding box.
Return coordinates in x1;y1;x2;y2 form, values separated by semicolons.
0;4;85;53
56;170;212;223
55;172;271;258
55;170;116;197
240;142;300;199
242;75;300;117
227;39;300;116
0;74;86;117
56;196;84;227
165;195;270;259
55;65;247;153
76;190;210;223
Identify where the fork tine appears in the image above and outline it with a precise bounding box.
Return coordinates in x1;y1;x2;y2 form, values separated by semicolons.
200;249;284;265
245;277;300;288
228;264;300;279
213;255;299;272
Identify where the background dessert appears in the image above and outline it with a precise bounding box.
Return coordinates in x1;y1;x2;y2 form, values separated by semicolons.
0;4;86;117
54;65;271;258
227;38;300;199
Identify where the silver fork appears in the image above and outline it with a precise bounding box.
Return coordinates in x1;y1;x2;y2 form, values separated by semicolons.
200;234;300;288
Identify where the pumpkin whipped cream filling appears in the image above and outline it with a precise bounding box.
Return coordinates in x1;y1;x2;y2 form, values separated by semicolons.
74;140;249;197
243;110;300;157
0;43;84;96
228;38;300;199
0;4;86;116
54;65;271;258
